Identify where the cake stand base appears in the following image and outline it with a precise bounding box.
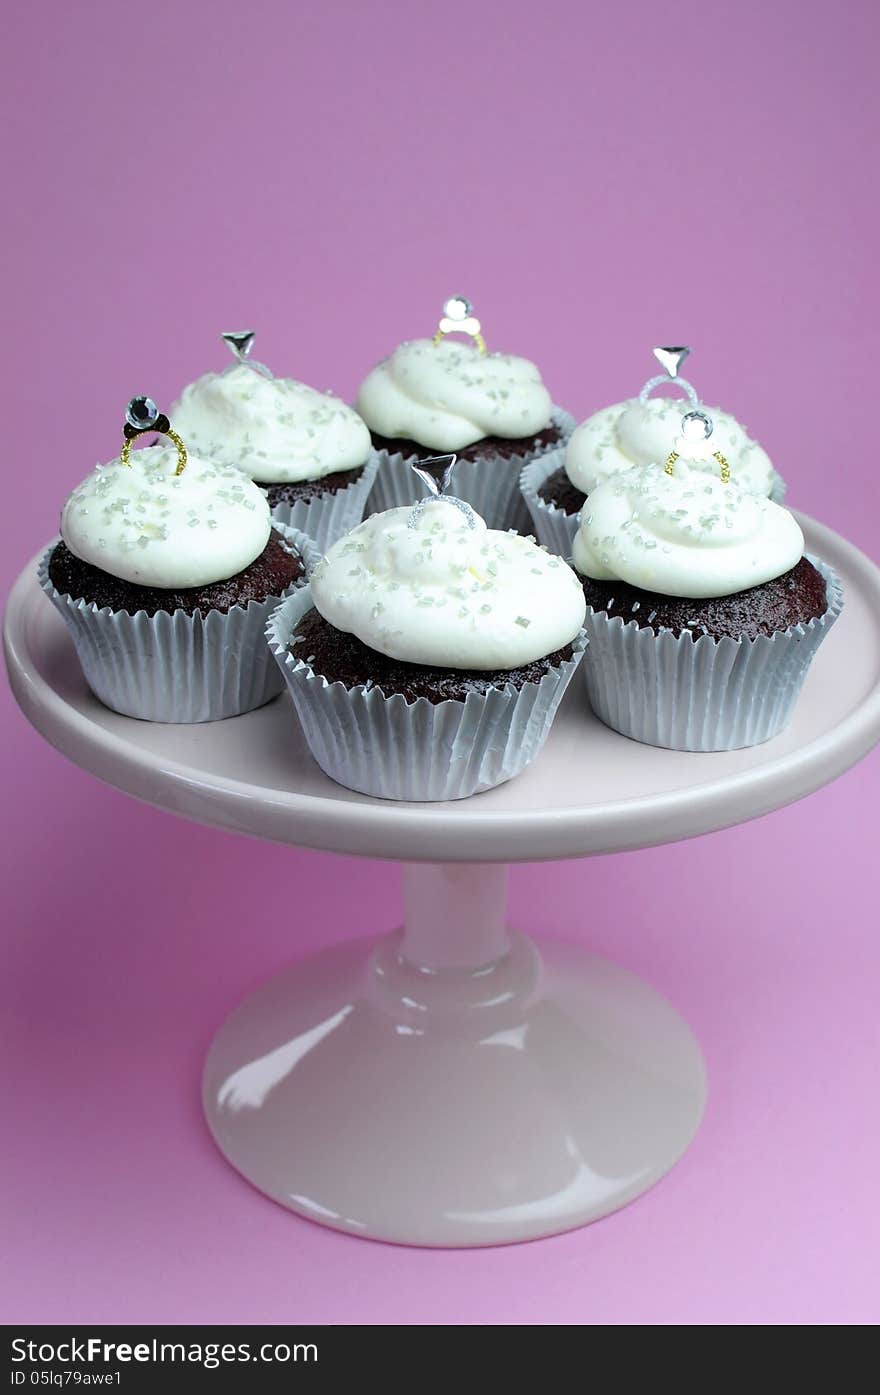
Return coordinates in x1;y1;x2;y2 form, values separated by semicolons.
203;865;706;1246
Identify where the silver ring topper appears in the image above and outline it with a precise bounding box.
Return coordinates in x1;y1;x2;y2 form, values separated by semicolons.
639;344;699;407
221;329;274;379
407;455;477;529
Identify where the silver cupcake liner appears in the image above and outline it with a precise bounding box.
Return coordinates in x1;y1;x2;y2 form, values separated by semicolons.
580;555;843;751
267;585;587;801
366;407;576;532
520;449;791;560
39;524;322;724
268;452;380;554
519;448;579;558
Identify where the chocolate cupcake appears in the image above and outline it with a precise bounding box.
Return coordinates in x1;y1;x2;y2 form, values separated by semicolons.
356;296;573;530
521;346;787;558
570;410;841;751
40;397;318;722
267;476;587;801
170;331;378;552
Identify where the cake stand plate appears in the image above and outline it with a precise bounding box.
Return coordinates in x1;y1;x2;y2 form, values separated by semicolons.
6;514;880;1246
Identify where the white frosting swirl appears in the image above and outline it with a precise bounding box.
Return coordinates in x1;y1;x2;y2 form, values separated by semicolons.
356;338;553;450
565;395;777;497
61;444;272;588
170;364;371;484
572;462;803;598
310;501;585;669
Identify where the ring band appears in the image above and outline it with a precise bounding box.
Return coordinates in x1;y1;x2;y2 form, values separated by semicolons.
121;420;188;476
665;448;730;484
432;325;487;354
432;297;487;355
640;374;699;407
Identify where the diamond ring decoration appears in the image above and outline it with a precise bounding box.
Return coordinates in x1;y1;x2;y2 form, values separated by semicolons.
665;408;730;484
121;397;188;476
407;455;477;529
221;329;274;379
432;296;487;355
639;344;699;407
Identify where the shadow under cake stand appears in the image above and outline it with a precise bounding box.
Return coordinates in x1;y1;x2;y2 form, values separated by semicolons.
5;513;880;1247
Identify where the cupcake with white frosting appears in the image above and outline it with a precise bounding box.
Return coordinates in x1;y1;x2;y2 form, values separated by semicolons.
267;468;587;800
571;411;841;751
521;346;787;558
170;332;378;552
356;297;573;530
40;396;319;722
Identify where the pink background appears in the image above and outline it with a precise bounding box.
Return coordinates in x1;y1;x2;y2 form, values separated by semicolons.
2;0;879;1326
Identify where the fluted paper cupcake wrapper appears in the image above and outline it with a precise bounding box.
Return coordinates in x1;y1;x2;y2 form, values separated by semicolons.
366;407;576;533
38;524;322;724
519;448;580;558
579;555;843;751
520;449;790;560
268;452;380;554
267;585;588;801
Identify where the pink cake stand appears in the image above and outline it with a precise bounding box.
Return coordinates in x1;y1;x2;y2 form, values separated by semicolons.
6;513;880;1247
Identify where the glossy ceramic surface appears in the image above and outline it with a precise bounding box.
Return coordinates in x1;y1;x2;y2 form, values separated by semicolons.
203;864;707;1245
6;517;880;1245
5;514;880;863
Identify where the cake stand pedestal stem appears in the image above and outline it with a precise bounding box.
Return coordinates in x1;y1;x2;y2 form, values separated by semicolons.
401;862;510;970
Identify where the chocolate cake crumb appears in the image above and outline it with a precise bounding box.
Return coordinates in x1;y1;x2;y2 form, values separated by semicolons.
289;606;575;705
581;556;827;641
369;421;564;471
536;464;587;516
48;530;303;618
258;465;366;508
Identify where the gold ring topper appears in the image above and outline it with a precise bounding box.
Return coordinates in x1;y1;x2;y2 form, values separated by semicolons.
433;296;487;355
121;396;187;476
665;409;731;484
639;346;730;484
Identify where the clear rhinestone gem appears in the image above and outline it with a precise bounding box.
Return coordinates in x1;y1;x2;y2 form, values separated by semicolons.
221;330;257;361
652;345;691;378
681;409;713;441
125;396;159;431
443;296;472;321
